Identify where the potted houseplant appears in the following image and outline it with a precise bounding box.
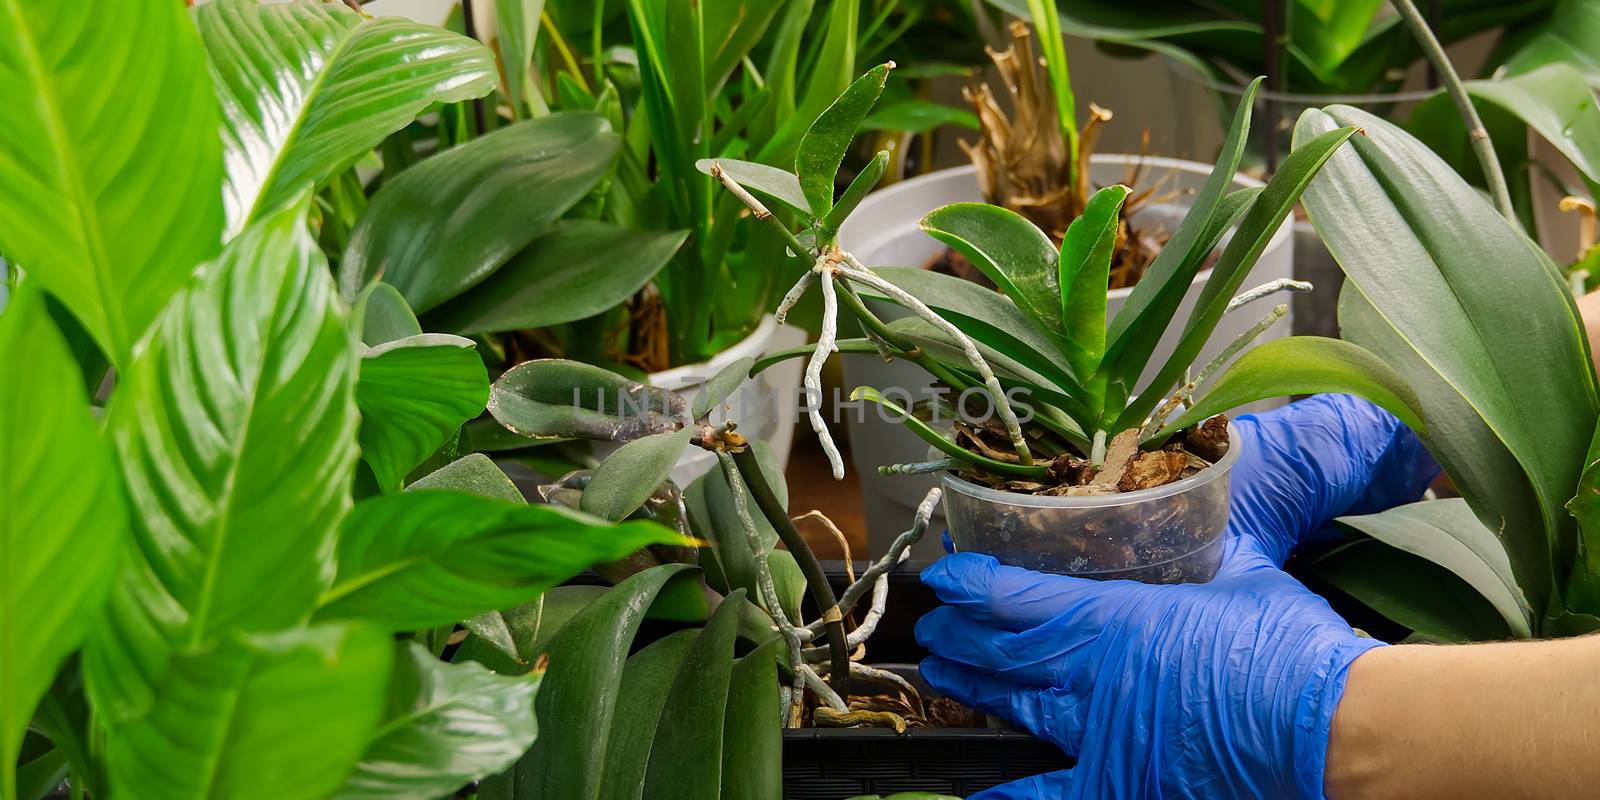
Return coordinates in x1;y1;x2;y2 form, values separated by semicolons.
705;64;1423;578
831;2;1301;551
3;2;703;798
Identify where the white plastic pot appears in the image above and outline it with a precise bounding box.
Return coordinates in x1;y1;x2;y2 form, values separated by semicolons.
837;157;1295;558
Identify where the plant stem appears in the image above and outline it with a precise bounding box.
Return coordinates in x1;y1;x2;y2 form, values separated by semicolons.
730;446;851;699
708;163;815;259
1390;0;1515;221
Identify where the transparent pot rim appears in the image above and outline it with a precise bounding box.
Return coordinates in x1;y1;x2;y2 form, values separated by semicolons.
939;421;1242;510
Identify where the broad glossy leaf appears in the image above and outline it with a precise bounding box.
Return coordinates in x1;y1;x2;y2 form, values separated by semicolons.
796;63;893;217
693;356;757;421
694;158;813;218
849;387;1049;479
1338;285;1552;619
0;0;223;368
1057;185;1131;377
506;564;697;799
0;288;124;792
594;630;697;800
317;490;685;630
1464;64;1600;185
1299;105;1598;619
424;221;687;336
357;334;489;492
489;359;687;442
352;284;423;347
459;599;543;674
337;642;542;799
641;589;746;800
408;453;523;502
340;113;620;311
105;624;391;800
1500;0;1600;88
1311;538;1513;643
919;203;1066;350
1163;337;1424;434
1117;125;1358;430
1335;499;1533;637
86;202;360;724
195;0;497;232
1103;79;1261;379
720;638;781;800
496;0;546;117
582;428;695;521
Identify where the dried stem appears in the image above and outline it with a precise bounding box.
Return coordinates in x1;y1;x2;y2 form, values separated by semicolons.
708;162;815;259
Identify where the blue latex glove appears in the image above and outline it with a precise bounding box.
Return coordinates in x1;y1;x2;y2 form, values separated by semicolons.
917;395;1437;799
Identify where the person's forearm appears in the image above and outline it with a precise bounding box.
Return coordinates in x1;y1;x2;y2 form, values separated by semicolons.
1325;636;1600;799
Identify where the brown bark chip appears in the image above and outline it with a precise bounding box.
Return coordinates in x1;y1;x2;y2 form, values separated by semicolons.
1117;449;1189;492
1184;414;1231;463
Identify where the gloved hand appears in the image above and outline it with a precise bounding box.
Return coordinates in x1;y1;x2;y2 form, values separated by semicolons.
917;394;1437;799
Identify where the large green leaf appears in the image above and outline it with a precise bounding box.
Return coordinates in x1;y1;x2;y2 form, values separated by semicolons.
317;491;685;630
1057;185;1131;377
423;221;687;336
195;0;497;232
719;638;781;800
1116;125;1358;430
340;113;620;311
641;589;746;800
489;359;687;442
497;564;697;800
594;630;697;800
357;335;489;493
1299;106;1599;620
1500;0;1600;88
353;284;423;347
0;288;124;798
693;158;813;218
1334;499;1533;638
918;204;1067;353
693;356;757;421
1338;285;1553;621
0;0;223;368
582;429;695;522
105;624;391;800
337;642;542;800
1310;538;1514;643
1164;336;1424;434
85;201;360;724
1291;0;1386;75
408;453;524;502
1463;64;1600;186
796;62;892;217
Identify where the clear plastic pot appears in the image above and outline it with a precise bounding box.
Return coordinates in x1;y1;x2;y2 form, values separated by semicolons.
941;425;1242;584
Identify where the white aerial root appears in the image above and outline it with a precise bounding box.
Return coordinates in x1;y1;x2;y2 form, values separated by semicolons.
810;260;845;479
878;458;961;476
836;254;1032;465
1226;279;1312;314
803;488;940;658
775;270;817;324
1142;303;1289;438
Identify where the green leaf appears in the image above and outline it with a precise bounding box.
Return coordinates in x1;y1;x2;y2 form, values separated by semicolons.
1334;499;1533;638
759;0;859;163
317;490;686;630
694;158;813;218
862;100;980;133
1462;64;1600;186
641;589;746;800
1290;0;1385;76
85;201;360;725
693;356;757;421
337;642;542;799
340;114;621;311
501;564;698;799
692;442;790;611
796;63;893;217
1164;337;1424;435
1500;0;1600;88
16;742;68;800
424;220;687;336
703;0;785;93
460;598;543;673
408;453;524;502
1057;184;1131;377
719;638;781;800
357;335;490;493
1117;124;1358;430
0;288;124;798
1103;79;1261;384
0;0;223;368
495;0;547;118
1310;538;1514;643
352;284;423;347
594;630;697;800
196;0;497;233
1300;106;1599;621
105;624;391;800
848;387;1049;479
919;203;1068;349
582;428;695;521
821;150;889;236
489;359;687;442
